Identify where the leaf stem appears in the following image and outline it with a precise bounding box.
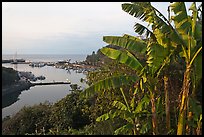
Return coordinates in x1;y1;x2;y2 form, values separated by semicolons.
120;88;131;112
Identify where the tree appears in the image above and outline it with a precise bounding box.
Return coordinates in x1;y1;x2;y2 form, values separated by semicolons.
82;31;173;135
82;2;202;135
117;2;202;134
169;2;202;135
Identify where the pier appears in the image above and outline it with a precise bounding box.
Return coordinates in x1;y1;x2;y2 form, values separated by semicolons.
30;81;71;87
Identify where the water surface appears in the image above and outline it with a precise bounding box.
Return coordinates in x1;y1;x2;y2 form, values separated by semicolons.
2;60;88;119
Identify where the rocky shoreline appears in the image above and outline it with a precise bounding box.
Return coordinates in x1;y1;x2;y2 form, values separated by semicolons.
2;80;31;97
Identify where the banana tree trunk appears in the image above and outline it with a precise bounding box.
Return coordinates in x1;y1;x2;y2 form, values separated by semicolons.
186;111;192;134
164;75;170;133
150;91;158;135
177;65;191;135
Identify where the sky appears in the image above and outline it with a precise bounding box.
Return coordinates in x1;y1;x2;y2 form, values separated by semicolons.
2;2;201;55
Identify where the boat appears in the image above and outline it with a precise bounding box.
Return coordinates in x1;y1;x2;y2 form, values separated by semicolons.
37;75;46;80
38;63;45;67
29;63;34;67
57;60;67;64
11;51;18;64
29;62;45;67
11;59;18;64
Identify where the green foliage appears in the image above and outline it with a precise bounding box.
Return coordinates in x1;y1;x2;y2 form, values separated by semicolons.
169;2;202;135
191;51;202;96
95;23;172;135
82;2;202;135
146;42;170;76
2;102;52;135
103;35;147;54
95;92;152;135
134;23;155;40
82;75;138;98
114;123;134;135
101;47;143;71
45;125;94;135
85;51;100;65
2;2;202;135
49;89;91;130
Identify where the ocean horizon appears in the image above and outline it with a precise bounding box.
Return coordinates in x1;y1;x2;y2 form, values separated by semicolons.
2;54;87;63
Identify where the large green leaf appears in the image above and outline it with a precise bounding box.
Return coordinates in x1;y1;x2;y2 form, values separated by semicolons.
81;75;138;98
170;2;191;39
194;22;202;41
146;43;169;75
189;97;202;122
95;110;119;122
114;123;134;135
96;112;110;122
103;35;147;54
191;50;202;93
122;2;151;21
134;23;156;40
135;94;150;113
122;2;182;51
96;110;121;122
170;2;188;26
111;109;122;119
100;47;143;71
122;2;172;35
96;103;134;124
112;101;127;111
122;2;169;29
112;100;134;123
189;3;202;49
153;28;171;48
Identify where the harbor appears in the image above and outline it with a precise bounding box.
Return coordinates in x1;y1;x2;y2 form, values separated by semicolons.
2;58;99;74
2;59;88;119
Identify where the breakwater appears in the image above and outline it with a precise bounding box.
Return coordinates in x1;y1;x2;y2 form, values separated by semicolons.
30;81;71;87
2;81;71;97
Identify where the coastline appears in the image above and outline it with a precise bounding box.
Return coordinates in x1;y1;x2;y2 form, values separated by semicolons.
2;80;31;97
2;55;90;117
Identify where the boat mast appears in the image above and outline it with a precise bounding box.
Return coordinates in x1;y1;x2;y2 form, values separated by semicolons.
14;51;18;70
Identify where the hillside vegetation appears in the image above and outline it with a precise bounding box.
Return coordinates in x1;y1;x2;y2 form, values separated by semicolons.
2;2;202;135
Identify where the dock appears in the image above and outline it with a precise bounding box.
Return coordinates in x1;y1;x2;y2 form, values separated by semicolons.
30;81;71;87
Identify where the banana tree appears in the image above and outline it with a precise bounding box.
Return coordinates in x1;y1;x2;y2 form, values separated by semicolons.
96;88;152;135
81;33;172;135
129;2;202;135
121;2;182;134
82;2;202;135
82;2;178;135
122;2;202;134
170;2;202;135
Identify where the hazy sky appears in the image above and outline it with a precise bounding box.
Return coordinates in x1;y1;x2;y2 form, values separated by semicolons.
2;2;200;55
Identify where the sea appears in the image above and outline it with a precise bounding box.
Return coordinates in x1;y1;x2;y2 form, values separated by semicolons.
2;54;87;63
2;54;88;119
